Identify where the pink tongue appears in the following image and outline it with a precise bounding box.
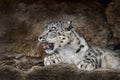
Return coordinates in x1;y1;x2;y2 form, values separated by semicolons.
43;44;51;49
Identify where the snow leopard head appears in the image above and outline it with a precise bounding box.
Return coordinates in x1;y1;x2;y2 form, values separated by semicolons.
38;21;73;54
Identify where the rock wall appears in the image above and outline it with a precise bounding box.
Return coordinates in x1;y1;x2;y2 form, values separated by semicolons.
105;0;120;45
1;0;119;57
0;0;120;80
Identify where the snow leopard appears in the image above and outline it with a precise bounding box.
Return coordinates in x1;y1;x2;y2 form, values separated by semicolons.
38;21;120;71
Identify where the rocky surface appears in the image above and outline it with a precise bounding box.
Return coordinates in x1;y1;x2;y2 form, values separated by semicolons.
0;52;44;71
105;0;120;45
0;0;119;57
0;0;114;57
0;64;120;80
0;0;120;80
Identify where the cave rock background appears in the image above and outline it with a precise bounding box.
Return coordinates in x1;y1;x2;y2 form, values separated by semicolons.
0;0;120;80
0;0;120;57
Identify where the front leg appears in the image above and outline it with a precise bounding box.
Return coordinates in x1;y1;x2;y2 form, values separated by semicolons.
44;53;62;66
77;59;96;71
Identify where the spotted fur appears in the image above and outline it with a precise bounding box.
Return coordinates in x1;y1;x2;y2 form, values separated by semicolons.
38;21;120;71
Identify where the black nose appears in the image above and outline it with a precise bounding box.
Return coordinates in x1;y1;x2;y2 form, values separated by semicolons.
39;37;42;40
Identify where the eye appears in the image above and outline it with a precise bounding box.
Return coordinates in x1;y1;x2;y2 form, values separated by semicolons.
49;27;56;32
49;30;52;32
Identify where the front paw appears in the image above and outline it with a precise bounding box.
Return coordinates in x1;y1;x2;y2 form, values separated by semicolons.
44;54;62;66
77;60;96;71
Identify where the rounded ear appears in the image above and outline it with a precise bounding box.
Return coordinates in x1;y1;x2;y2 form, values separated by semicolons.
65;21;73;31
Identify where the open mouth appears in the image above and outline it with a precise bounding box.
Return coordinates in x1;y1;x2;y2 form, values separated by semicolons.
42;42;54;50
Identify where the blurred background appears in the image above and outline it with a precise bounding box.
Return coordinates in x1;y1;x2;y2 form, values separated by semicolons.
0;0;119;70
